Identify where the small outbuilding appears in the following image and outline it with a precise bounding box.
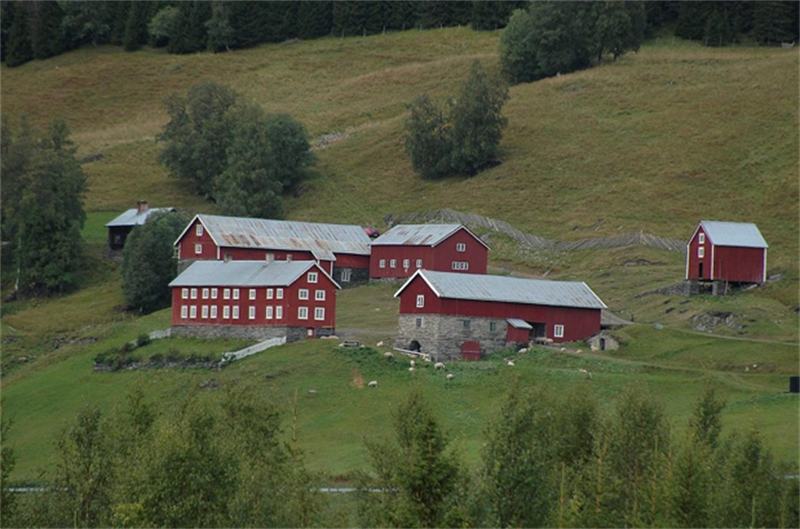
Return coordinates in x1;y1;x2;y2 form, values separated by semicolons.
370;224;489;280
588;331;620;352
105;201;175;250
686;221;768;284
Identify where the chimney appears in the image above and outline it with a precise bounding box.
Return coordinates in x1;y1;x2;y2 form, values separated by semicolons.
136;200;149;214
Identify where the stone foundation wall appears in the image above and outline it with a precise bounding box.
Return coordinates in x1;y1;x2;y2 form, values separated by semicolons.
332;266;369;287
395;314;508;361
172;324;311;343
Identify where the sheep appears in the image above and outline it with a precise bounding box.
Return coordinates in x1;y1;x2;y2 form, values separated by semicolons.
376;341;384;347
560;347;567;352
368;380;378;388
518;348;528;354
383;351;394;359
579;368;593;379
576;349;583;354
409;367;415;372
446;373;454;380
507;360;515;367
434;362;446;370
410;360;416;368
423;355;432;362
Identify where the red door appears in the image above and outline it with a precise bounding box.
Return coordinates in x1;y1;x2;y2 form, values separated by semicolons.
461;341;480;361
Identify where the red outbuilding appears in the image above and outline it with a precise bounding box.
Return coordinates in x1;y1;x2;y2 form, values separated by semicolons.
393;270;606;360
168;260;340;342
370;224;489;279
685;221;768;284
174;214;372;285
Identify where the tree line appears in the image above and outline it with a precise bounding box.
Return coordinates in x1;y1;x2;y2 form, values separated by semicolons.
1;382;797;528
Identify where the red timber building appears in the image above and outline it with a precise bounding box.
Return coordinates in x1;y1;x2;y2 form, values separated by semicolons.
169;260;340;341
174;214;372;285
394;270;606;361
686;221;768;284
369;224;489;280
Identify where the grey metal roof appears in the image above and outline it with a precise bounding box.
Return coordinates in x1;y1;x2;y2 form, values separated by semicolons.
192;214;371;258
372;224;463;246
397;270;606;310
168;260;339;288
106;207;176;227
507;318;533;329
700;221;768;248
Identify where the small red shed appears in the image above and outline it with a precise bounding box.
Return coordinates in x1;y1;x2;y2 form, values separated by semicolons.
370;224;489;279
686;221;768;284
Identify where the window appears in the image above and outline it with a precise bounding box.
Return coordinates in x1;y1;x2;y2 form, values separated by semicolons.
211;288;218;299
277;288;284;299
225;253;232;261
224;288;230;300
190;306;197;319
299;289;309;300
182;288;188;300
461;319;471;330
195;244;202;255
202;288;209;299
266;306;274;320
698;247;705;258
490;321;497;332
699;233;705;244
233;306;240;319
181;306;188;319
298;307;309;320
554;324;564;338
307;329;314;337
315;290;325;301
249;289;256;300
452;261;469;271
416;259;423;268
233;289;240;300
416;295;425;308
201;306;209;318
265;253;274;263
267;288;274;300
249;306;256;320
341;268;352;282
190;288;197;300
403;259;410;269
390;259;397;268
379;259;386;268
308;272;318;283
314;307;325;321
211;306;217;318
415;317;423;328
196;224;203;236
173;247;180;259
456;242;466;252
223;306;230;319
286;255;292;262
276;306;283;319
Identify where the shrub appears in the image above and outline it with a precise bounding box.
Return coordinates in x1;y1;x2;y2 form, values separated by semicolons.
149;353;164;364
135;334;151;348
120;342;136;354
166;348;182;363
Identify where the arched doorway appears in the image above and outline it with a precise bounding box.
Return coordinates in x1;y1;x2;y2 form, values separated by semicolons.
409;340;421;352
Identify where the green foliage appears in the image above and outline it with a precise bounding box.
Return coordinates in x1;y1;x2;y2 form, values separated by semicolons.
689;385;726;448
166;1;211;55
147;6;180;49
752;1;798;45
121;210;188;313
5;2;32;68
404;94;453;179
109;1;131;46
297;0;333;39
61;1;112;48
0;416;16;525
122;0;151;52
205;1;235;53
594;1;646;61
32;0;66;60
471;1;526;31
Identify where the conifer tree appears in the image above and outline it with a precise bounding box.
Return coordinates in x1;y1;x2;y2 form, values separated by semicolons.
167;1;211;54
123;0;151;51
5;2;33;67
206;1;235;52
110;1;131;45
752;0;797;45
32;0;66;60
385;0;417;30
417;0;454;29
0;1;15;62
297;0;333;39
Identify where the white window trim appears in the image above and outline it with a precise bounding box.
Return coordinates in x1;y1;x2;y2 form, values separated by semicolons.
196;224;203;236
181;306;188;319
277;288;284;300
698;233;705;244
201;305;209;318
224;288;230;300
202;288;209;299
379;259;386;269
403;259;410;269
315;290;325;301
456;242;466;252
554;324;564;338
341;268;352;282
181;288;188;300
276;306;283;319
190;306;197;319
299;289;309;300
266;306;274;320
211;288;218;299
416;259;423;268
223;306;230;319
298;306;308;320
267;288;274;300
233;289;240;300
232;306;240;319
314;307;325;321
190;288;197;300
211;306;217;318
390;259;397;268
308;272;318;284
698;247;704;258
195;243;202;255
249;289;256;300
416;295;424;308
249;306;256;320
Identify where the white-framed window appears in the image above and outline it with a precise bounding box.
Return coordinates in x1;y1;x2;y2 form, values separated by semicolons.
554;324;564;338
390;259;397;268
233;288;240;300
173;247;180;259
276;306;283;319
403;259;410;269
298;307;309;320
315;290;325;301
456;242;466;252
267;288;274;300
181;288;188;300
308;272;318;283
299;289;309;300
201;306;209;318
307;329;314;337
190;288;197;299
341;268;352;282
265;253;274;263
416;295;425;308
211;306;217;318
699;233;705;244
202;288;209;299
698;247;705;258
232;306;240;319
211;288;218;299
190;306;197;319
416;259;423;268
249;306;256;320
379;259;386;269
314;307;325;321
452;261;469;271
196;223;203;236
224;253;232;261
277;288;284;299
224;288;230;300
249;289;256;300
181;306;188;319
266;306;274;320
223;306;230;319
286;255;292;262
195;243;202;255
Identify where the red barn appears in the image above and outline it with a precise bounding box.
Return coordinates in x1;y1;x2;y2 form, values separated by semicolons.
394;270;606;360
168;260;340;341
174;214;372;285
685;221;768;284
370;224;489;279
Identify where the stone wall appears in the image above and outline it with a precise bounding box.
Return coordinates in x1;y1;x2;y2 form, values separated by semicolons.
172;324;309;343
395;314;508;361
333;266;369;287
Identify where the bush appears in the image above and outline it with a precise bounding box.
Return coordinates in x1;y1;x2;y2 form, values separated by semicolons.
135;334;152;348
149;353;164;364
120;342;136;354
166;348;182;363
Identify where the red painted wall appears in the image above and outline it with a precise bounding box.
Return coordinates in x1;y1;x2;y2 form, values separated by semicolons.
399;277;601;343
687;225;765;283
171;267;337;329
370;228;488;279
507;324;531;343
687;226;710;281
178;218;218;260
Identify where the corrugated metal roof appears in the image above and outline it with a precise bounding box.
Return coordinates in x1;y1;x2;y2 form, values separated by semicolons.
398;270;606;310
507;318;533;329
700;221;768;248
169;260;325;288
106;208;176;227
197;214;371;257
371;224;464;246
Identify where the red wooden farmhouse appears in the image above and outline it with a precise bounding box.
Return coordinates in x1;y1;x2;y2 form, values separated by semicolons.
174;214;372;285
686;221;768;284
169;260;340;341
394;270;606;360
369;224;489;279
